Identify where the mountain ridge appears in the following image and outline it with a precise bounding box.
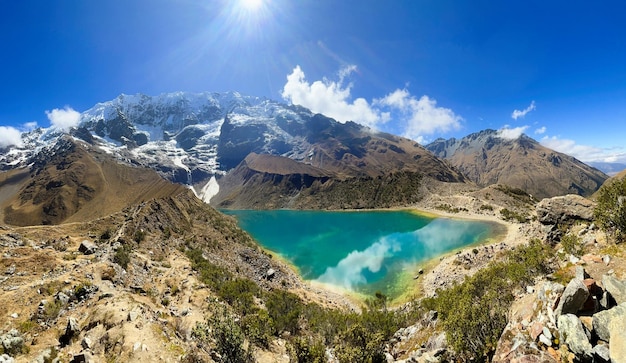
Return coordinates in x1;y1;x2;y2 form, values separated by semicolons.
426;129;608;199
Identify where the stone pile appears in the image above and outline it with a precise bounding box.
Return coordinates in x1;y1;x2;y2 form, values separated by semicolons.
493;266;626;363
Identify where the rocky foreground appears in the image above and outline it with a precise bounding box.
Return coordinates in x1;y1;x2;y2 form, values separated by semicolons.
0;184;625;362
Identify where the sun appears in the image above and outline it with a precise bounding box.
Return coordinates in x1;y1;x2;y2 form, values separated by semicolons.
239;0;263;12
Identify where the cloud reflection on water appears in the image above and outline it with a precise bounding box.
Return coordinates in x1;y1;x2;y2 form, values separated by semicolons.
314;219;480;290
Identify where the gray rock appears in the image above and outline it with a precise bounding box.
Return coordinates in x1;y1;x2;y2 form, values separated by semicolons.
33;348;53;363
593;344;611;363
60;317;80;346
539;333;552;346
542;326;553;340
128;309;140;322
603;274;626;305
78;240;98;255
536;195;595;225
610;315;626;363
4;264;15;275
575;266;589;281
557;314;592;360
266;268;276;279
69;351;93;363
56;292;70;305
0;354;15;363
593;303;626;342
600;291;611;310
555;278;589;317
81;336;92;350
0;329;23;356
603;255;611;265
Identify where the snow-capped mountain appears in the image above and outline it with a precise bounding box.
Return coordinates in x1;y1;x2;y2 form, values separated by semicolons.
1;91;467;207
0;92;342;202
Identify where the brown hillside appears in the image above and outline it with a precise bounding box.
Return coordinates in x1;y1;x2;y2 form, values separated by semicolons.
213;126;468;209
426;130;608;199
0;137;185;226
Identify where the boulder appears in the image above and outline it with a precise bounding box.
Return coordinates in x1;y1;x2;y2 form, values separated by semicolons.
555;279;589;317
557;314;592;361
602;274;626;305
610;317;626;363
592;303;626;342
78;240;98;255
592;344;611;363
536;195;594;225
59;317;80;347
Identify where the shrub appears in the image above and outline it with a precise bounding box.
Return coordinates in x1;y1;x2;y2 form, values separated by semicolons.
113;245;132;269
241;311;274;348
500;208;528;223
266;290;303;335
209;313;253;363
423;239;551;361
293;337;326;363
594;177;626;243
561;233;584;256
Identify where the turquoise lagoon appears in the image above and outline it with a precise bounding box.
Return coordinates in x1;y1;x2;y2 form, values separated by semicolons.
223;209;502;299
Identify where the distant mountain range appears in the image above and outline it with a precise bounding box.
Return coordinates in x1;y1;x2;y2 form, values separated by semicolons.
425;130;608;199
587;161;626;176
0;92;611;218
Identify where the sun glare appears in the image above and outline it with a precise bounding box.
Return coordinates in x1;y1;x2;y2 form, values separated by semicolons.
240;0;263;11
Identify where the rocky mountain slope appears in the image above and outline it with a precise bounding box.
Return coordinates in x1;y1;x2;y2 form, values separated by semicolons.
1;92;466;209
0;137;185;226
1;141;625;362
426;129;608;199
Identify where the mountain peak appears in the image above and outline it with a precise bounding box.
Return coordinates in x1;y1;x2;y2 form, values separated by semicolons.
425;129;608;199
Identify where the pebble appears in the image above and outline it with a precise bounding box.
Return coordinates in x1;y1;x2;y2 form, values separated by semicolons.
10;313;18;319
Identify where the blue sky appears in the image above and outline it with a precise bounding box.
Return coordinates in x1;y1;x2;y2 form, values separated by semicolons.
1;0;625;162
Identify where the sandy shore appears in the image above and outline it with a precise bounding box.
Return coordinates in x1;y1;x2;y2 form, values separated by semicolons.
414;206;535;299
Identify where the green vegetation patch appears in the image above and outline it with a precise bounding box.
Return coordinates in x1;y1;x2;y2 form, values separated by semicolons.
423;239;552;361
594;176;626;243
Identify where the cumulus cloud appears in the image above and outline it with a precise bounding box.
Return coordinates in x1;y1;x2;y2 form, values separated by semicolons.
315;237;401;289
496;125;529;140
511;101;536;120
376;90;462;142
535;126;547;135
281;65;383;127
540;136;626;163
46;106;81;130
281;65;462;142
0;126;24;148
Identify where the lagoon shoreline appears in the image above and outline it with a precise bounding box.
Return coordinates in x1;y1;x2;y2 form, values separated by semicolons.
237;205;522;309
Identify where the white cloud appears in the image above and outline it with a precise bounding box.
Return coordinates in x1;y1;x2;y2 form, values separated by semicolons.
540;136;626;163
535;126;547;135
22;121;38;131
281;65;382;128
376;90;462;142
0;126;23;148
46;106;81;130
315;237;401;289
281;65;462;142
497;125;529;140
512;100;536;120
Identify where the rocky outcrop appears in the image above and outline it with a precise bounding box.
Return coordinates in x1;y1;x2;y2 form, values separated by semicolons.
536;195;595;225
557;314;592;360
555;278;589;317
602;274;626;304
535;194;596;244
495;268;626;363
